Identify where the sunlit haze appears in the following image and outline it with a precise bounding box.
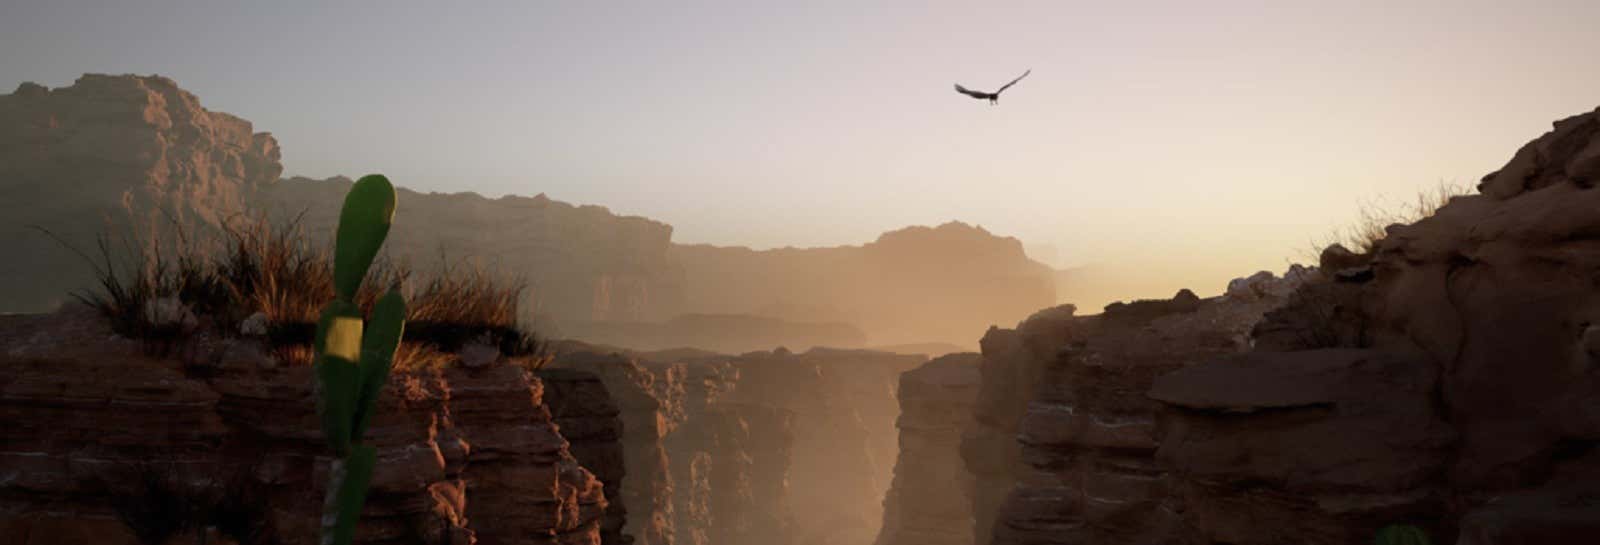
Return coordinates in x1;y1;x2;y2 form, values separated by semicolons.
5;0;1598;307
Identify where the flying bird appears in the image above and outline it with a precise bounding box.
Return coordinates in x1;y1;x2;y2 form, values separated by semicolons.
954;69;1031;105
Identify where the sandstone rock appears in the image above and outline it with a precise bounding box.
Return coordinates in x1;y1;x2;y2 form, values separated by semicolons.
1478;107;1600;199
1128;106;1600;544
966;277;1297;545
239;312;269;336
876;353;981;545
1225;270;1275;299
1151;349;1455;545
548;352;676;545
0;308;610;545
1318;243;1368;273
1;75;282;313
537;367;630;545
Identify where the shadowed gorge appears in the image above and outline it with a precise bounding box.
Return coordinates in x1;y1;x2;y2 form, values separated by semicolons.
4;3;1600;543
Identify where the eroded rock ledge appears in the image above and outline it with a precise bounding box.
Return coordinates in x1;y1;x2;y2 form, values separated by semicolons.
963;107;1600;545
0;308;608;545
876;352;982;545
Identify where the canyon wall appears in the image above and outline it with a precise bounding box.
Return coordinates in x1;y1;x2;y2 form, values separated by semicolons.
255;176;684;327
0;306;609;545
962;282;1293;545
962;107;1600;544
875;352;981;545
0;75;282;312
2;74;1057;351
1145;106;1600;544
548;343;925;545
671;223;1055;348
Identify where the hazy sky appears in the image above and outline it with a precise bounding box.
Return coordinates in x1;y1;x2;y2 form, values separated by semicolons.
4;1;1599;304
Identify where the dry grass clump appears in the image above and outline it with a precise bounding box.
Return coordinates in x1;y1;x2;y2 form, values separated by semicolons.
55;212;543;364
1329;180;1471;256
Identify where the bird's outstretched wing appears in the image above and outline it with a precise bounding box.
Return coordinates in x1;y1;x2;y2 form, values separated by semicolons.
996;69;1031;94
954;84;989;99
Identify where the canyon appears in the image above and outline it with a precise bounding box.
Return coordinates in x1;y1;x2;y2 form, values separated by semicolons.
4;71;1600;545
1;74;1057;352
949;107;1600;544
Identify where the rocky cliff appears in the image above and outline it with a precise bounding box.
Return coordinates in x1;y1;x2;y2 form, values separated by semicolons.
0;306;609;545
875;352;982;545
0;75;282;312
3;74;1059;351
962;107;1600;545
256;176;684;327
545;343;926;545
962;281;1294;545
671;223;1055;348
1146;106;1600;544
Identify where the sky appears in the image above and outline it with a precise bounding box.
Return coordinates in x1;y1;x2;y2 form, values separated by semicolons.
4;1;1599;306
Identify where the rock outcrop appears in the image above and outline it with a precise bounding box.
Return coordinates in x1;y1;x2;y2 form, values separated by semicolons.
963;286;1290;545
964;107;1600;545
547;344;924;545
3;75;1058;352
876;352;982;545
0;75;282;313
257;176;685;327
537;368;631;545
546;350;679;545
669;222;1057;348
0;306;609;545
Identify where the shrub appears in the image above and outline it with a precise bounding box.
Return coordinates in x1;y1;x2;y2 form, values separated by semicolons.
54;210;543;364
1314;180;1472;259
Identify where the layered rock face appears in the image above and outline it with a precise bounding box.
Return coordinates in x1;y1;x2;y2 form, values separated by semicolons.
0;307;609;545
547;346;799;545
963;287;1290;545
546;350;681;545
256;177;685;326
3;75;1057;351
964;107;1600;544
548;344;925;545
1147;108;1600;544
536;368;632;545
669;222;1056;348
0;75;282;313
876;352;982;545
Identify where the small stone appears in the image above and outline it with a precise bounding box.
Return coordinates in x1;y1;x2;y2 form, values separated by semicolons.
240;312;269;336
459;343;501;369
143;296;198;331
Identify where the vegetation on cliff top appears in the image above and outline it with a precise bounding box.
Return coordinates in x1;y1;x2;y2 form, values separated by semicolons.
46;211;544;369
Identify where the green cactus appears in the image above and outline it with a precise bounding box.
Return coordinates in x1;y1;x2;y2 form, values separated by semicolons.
1374;524;1432;545
314;174;405;545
